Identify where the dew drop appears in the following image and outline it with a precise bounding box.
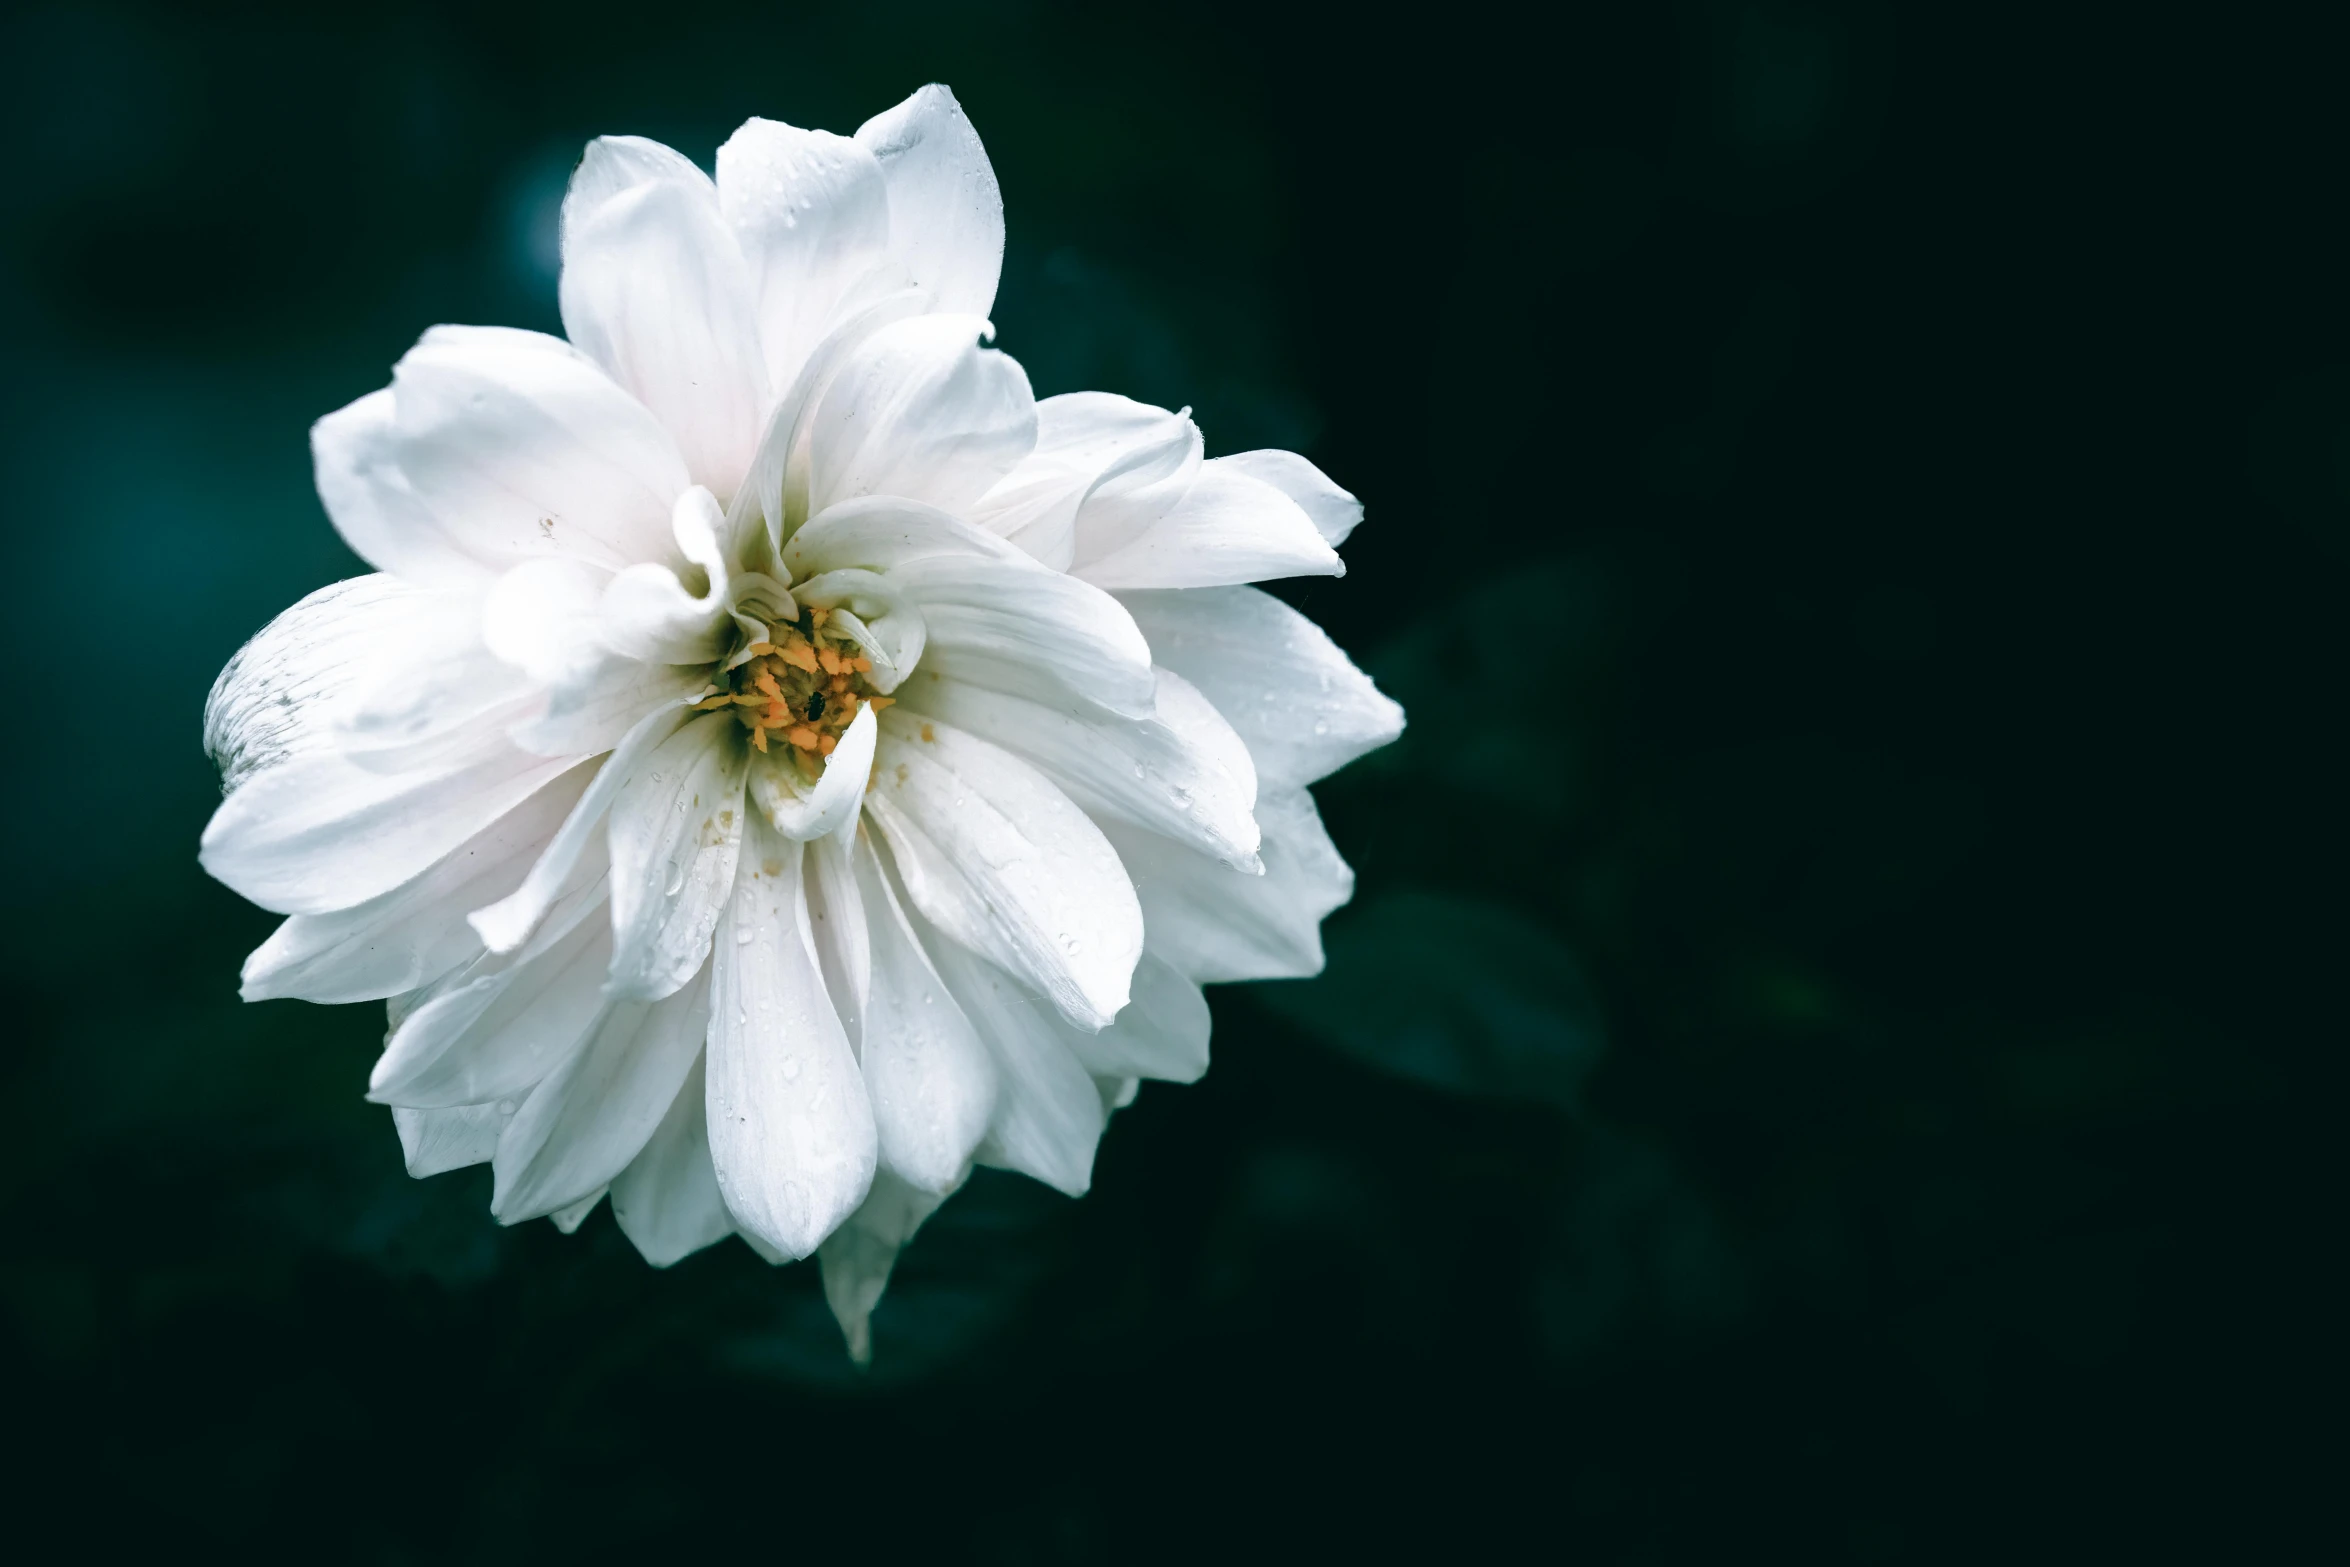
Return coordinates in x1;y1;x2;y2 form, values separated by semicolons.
664;862;686;896
782;1055;802;1082
736;925;755;944
1061;933;1083;955
1313;719;1331;736
496;1099;516;1116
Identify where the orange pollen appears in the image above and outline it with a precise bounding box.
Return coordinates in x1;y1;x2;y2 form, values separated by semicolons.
719;607;887;780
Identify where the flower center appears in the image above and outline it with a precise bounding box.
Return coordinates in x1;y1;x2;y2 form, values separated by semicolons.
695;606;893;768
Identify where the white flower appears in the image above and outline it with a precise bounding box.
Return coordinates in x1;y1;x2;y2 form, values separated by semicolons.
199;86;1401;1359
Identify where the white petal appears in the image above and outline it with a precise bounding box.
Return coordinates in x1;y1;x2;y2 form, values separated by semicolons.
607;714;748;1002
1103;786;1354;983
1118;585;1405;790
595;486;735;666
1073;464;1343;589
727;286;929;557
853;85;1004;319
971;393;1201;572
312;391;497;587
507;656;709;760
201;741;581;917
805;314;1035;516
864;708;1143;1031
818;1167;951;1365
706;824;877;1259
785;491;1027;574
469;701;691;955
917;930;1103;1196
1209;450;1362;545
560;144;768;497
744;700;876;842
392;1103;508;1177
389;325;689;573
900;668;1259;869
204;574;432;793
802;826;872;1047
369;895;616;1108
852;831;996;1193
550;1190;605;1232
1055;952;1210;1084
610;1052;736;1267
336;595;533;776
241;758;596;1004
492;967;713;1223
716;117;894;395
889;553;1158;718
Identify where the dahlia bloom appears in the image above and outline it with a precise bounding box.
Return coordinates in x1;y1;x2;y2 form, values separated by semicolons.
200;86;1401;1357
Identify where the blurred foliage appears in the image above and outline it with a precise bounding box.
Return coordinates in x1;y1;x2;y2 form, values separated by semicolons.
0;0;2338;1562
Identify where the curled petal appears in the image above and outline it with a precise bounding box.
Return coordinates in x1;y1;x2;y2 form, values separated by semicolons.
746;701;876;843
1073;464;1342;590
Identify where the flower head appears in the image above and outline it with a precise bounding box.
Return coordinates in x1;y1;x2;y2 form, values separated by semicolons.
200;86;1402;1359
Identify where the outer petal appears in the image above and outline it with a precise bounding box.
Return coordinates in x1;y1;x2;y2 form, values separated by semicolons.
1210;450;1363;545
852;832;997;1194
1119;585;1405;790
971;393;1200;572
853;85;1004;319
313;392;497;587
818;1168;950;1365
610;1052;736;1267
899;668;1259;869
706;825;878;1260
392;1103;508;1178
916;928;1104;1196
606;714;747;1002
1102;786;1354;983
804;314;1035;517
204;575;432;793
241;759;596;1003
491;967;714;1223
201;742;581;918
716;118;895;396
1054;952;1211;1084
560;142;769;498
389;325;689;572
369;894;616;1108
1073;465;1342;589
864;708;1144;1032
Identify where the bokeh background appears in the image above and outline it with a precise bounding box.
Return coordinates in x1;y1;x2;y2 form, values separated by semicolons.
1;1;2337;1560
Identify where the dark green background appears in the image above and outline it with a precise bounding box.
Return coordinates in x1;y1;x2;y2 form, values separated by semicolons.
0;1;2335;1560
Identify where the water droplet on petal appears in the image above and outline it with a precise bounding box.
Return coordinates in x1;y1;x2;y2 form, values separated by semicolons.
1313;719;1330;735
736;925;755;944
496;1100;516;1116
782;1055;801;1082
